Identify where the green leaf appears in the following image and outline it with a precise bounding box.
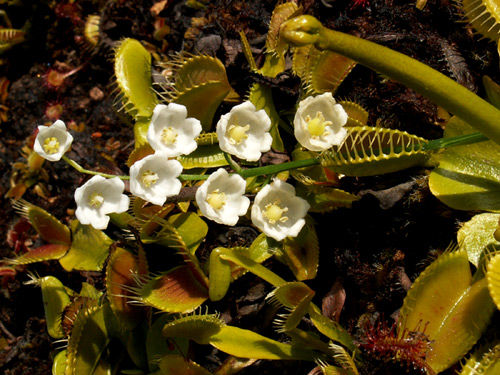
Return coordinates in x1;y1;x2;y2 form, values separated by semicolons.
429;116;500;211
278;219;319;280
177;144;228;169
209;247;232;302
458;340;500;375
457;213;500;266
208;325;318;361
486;253;500;311
65;300;110;375
167;212;208;254
34;275;71;339
114;38;158;120
296;184;360;213
308;304;357;353
400;249;496;373
162;313;224;343
174;81;230;132
59;220;113;271
268;282;315;332
230;233;276;280
52;350;67;375
147;314;189;372
319;126;430;176
483;76;500;109
248;83;284;151
158;355;212;375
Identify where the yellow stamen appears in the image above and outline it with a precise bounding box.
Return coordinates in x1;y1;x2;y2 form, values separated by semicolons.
207;189;226;210
305;111;332;138
227;114;250;145
228;124;250;145
89;192;104;208
43;137;60;154
161;127;178;145
264;200;289;224
140;170;159;187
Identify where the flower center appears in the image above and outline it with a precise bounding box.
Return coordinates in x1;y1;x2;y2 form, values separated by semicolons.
161;127;178;145
228;124;250;145
305;112;332;138
140;169;159;187
89;192;104;208
227;114;250;145
264;200;289;224
43;137;60;154
207;189;226;210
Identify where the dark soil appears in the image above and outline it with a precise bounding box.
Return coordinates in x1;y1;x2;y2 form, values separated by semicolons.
0;0;498;374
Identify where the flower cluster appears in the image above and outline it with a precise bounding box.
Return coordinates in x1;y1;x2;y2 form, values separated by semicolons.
34;94;346;237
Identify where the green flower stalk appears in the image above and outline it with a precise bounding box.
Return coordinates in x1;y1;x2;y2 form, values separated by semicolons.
280;15;500;146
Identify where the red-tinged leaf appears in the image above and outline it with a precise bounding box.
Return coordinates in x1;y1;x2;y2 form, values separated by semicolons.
13;200;71;245
8;243;70;265
137;265;208;313
106;246;148;330
0;266;16;277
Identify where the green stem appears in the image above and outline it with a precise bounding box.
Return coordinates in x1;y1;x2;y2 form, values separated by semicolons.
223;152;243;173
280;16;500;146
62;156;130;180
238;158;319;178
422;132;489;151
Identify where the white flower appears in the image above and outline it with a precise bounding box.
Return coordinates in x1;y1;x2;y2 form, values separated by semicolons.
251;180;310;241
74;175;130;230
195;168;250;226
294;92;348;151
33;120;73;161
147;103;202;157
129;152;183;206
216;101;273;162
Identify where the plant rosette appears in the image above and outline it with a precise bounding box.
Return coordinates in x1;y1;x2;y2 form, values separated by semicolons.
33;120;74;161
294;92;348;151
251;179;310;241
216;100;273;162
74;175;130;230
129;151;183;206
195;168;250;226
147;103;202;157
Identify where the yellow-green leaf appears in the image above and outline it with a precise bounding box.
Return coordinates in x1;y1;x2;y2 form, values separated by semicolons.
429;116;500;211
400;249;496;372
59;220;113;271
278;220;319;280
114;38;158;120
457;213;500;266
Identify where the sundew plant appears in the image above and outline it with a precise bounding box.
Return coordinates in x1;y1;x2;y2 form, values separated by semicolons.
5;1;500;375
